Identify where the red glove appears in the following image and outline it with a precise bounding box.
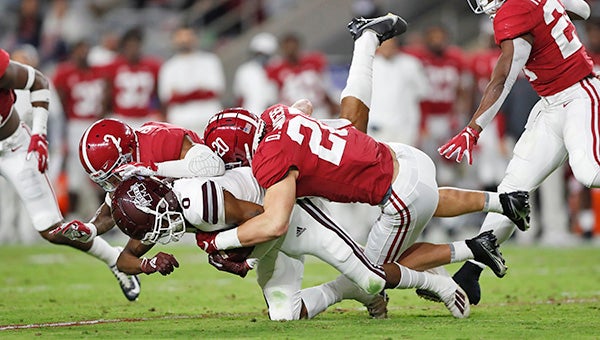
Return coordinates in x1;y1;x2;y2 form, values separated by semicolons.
27;134;48;173
140;252;179;276
208;253;253;278
195;231;219;254
438;126;480;165
114;161;158;179
50;220;97;242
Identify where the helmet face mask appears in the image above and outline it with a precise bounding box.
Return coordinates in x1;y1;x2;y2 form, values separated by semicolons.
203;108;263;168
467;0;505;17
79;118;138;192
111;177;185;245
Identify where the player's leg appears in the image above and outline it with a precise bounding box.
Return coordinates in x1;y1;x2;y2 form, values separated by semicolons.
454;99;569;304
340;13;407;133
256;248;306;321
564;77;600;188
4;124;140;301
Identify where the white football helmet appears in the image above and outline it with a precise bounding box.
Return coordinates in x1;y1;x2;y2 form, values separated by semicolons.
467;0;506;17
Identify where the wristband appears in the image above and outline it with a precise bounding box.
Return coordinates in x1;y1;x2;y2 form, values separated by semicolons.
215;228;243;250
31;106;48;135
30;89;51;103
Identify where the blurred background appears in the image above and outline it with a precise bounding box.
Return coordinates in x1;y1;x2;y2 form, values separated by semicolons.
1;0;600;247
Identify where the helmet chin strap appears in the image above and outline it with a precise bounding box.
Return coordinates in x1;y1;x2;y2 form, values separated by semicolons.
244;143;252;166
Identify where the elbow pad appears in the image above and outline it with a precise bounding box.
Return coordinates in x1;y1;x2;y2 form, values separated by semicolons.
156;144;225;178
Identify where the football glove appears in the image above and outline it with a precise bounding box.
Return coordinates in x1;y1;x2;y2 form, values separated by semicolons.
208;253;254;278
438;126;480;165
50;220;97;243
195;230;219;254
140;252;179;276
114;161;158;179
27;134;48;173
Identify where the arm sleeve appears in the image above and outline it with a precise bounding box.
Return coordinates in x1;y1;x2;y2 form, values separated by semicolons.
475;37;532;129
155;143;225;178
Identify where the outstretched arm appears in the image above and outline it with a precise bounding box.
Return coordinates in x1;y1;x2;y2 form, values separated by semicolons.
116;238;179;276
439;35;532;164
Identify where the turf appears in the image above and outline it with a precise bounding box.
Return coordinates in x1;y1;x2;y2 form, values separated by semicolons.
1;242;599;339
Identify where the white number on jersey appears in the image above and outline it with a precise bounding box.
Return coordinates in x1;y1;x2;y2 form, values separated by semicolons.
543;0;582;59
286;115;348;166
115;71;155;108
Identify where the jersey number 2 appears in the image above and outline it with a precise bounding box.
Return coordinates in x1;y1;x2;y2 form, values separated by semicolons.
543;0;582;59
286;116;348;166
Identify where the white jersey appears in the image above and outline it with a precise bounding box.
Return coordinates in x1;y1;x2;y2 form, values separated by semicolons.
172;167;264;232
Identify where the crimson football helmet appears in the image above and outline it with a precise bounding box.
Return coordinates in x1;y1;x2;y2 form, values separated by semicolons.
203;108;264;168
79;118;138;191
467;0;505;17
111;176;185;245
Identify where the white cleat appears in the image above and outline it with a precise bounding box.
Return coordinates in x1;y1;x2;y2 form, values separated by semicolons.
435;276;470;319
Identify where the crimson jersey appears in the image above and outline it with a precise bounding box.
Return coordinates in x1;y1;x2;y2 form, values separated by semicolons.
266;53;329;106
136;121;202;163
252;104;394;205
404;45;467;115
53;62;105;120
469;48;501;94
494;0;593;96
0;49;15;122
104;56;161;117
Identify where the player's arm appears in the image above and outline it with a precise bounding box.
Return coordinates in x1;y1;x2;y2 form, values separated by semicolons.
439;35;532;164
115;135;226;179
197;170;297;251
116;238;179;276
1;60;51;172
222;190;264;225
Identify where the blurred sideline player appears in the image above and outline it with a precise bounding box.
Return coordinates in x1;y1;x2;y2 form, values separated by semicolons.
0;47;141;301
439;0;594;304
51;118;225;253
53;40;105;219
102;27;162;129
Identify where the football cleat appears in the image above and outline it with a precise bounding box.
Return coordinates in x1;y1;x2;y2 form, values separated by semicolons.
416;266;450;303
434;276;470;319
466;230;507;278
452;261;483;305
347;13;408;44
110;259;141;301
365;290;389;319
500;191;531;231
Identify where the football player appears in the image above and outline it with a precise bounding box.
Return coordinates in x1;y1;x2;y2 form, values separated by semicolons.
50;118;225;298
109;168;505;320
439;0;600;304
439;0;595;304
194;13;531;317
0;48;142;301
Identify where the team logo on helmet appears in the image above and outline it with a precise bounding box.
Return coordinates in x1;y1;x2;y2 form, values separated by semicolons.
127;182;152;208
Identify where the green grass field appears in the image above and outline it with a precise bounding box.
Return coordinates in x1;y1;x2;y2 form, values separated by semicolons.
1;242;599;339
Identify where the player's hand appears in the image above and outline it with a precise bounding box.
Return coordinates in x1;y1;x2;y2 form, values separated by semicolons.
114;161;158;179
27;134;48;173
50;220;97;243
208;253;254;278
438;126;480;165
195;231;219;254
140;252;179;276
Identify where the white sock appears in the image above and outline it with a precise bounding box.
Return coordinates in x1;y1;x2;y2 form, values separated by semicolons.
87;237;119;266
300;283;342;319
450;241;474;263
396;264;434;290
483;192;502;213
340;31;379;107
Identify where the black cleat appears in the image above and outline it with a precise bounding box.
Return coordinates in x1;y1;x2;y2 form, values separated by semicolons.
110;264;141;301
466;230;507;278
500;191;531;231
347;13;408;44
452;261;483;305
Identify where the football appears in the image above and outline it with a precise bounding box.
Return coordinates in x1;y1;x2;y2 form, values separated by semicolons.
219;246;255;262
